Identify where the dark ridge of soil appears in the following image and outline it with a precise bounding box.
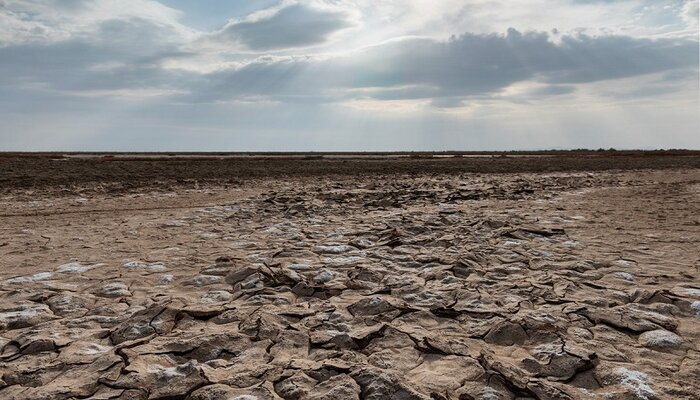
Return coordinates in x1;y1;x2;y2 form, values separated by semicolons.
1;153;699;192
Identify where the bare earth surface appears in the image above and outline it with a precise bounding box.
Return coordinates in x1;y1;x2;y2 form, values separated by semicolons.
1;155;699;399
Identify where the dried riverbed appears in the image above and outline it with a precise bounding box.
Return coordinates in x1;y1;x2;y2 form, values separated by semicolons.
1;160;699;399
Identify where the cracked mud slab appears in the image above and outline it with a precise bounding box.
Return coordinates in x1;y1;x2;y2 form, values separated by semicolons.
1;160;699;400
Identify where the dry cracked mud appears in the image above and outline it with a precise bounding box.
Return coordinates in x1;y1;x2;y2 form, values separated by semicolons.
1;156;699;399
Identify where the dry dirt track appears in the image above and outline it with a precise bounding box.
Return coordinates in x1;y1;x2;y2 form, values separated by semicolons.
0;155;699;399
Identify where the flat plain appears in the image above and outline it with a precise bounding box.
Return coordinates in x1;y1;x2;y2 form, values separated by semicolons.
1;152;699;399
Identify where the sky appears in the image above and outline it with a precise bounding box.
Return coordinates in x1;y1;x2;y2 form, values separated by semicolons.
0;0;698;151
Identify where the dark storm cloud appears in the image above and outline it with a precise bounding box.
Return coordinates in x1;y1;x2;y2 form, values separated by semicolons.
209;3;354;50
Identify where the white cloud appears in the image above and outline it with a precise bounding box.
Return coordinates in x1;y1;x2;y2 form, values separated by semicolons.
0;0;193;45
681;0;699;29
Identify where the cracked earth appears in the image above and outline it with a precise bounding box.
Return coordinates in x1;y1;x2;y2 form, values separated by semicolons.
1;162;699;399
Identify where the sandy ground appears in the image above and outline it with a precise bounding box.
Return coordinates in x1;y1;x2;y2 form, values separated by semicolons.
0;156;699;399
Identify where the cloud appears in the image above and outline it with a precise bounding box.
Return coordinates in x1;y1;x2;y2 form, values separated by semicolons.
528;85;577;96
0;0;190;46
1;7;696;105
0;0;697;151
208;2;355;50
0;1;195;95
681;0;699;28
193;29;698;103
0;18;192;94
429;97;466;108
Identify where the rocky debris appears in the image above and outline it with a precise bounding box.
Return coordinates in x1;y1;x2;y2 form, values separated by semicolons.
1;169;699;399
269;329;310;364
201;290;233;303
4;272;53;284
405;354;483;394
638;329;683;350
347;296;397;317
351;367;431;400
0;302;56;331
157;274;175;285
122;261;166;271
577;304;678;333
691;301;700;317
45;294;91;317
225;265;260;285
1;353;123;399
56;262;104;273
596;367;659;400
109;303;179;344
190;383;279;400
522;345;597;381
484;321;528;346
184;275;224;287
112;354;207;399
306;374;361;399
57;341;113;365
93;282;131;298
